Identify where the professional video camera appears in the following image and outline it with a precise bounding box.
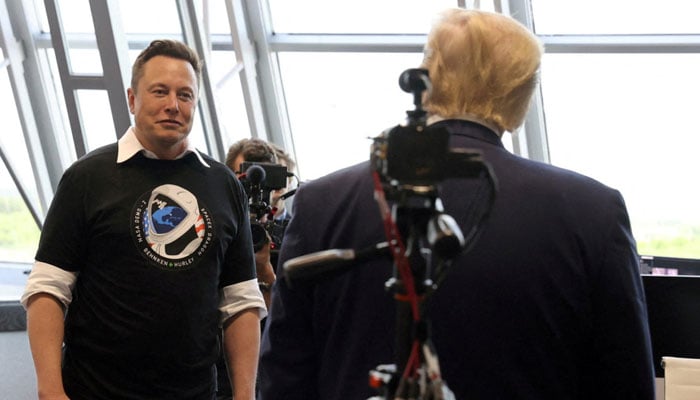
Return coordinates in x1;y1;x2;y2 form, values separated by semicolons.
370;68;491;202
238;161;290;254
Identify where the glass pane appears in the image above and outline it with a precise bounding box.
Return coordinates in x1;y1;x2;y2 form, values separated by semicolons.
208;1;233;35
78;90;118;151
57;0;94;33
189;109;209;155
0;161;37;301
0;165;40;266
540;53;700;258
119;0;182;34
269;0;459;34
67;48;103;75
54;0;102;75
209;51;251;149
33;0;51;32
532;0;700;35
41;0;182;47
278;52;424;179
0;69;41;215
0;72;41;267
45;49;79;166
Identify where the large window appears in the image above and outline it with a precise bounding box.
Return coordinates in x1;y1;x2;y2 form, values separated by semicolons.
531;0;700;35
0;69;41;264
540;53;700;258
278;52;424;179
531;0;700;258
268;0;465;34
1;0;699;306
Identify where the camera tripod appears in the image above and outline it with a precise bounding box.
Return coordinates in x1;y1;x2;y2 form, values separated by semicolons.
364;169;469;400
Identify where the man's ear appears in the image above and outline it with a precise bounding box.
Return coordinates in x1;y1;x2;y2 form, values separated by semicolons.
127;88;136;114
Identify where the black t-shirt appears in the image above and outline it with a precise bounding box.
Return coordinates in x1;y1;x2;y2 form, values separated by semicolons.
36;144;256;399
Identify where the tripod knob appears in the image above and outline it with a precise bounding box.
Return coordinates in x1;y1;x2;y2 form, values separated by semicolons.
427;213;465;260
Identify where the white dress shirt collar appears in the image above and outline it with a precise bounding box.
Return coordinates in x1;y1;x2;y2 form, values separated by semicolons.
116;127;210;167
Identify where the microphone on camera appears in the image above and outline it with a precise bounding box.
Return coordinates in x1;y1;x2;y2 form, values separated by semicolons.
245;164;266;186
244;164;268;218
283;241;392;288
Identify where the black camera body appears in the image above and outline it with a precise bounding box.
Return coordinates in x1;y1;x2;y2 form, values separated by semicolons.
370;69;489;201
238;161;290;253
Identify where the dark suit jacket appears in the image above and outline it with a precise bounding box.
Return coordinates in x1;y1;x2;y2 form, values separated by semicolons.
259;119;655;400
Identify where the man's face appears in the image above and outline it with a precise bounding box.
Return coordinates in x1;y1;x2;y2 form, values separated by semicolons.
128;55;198;155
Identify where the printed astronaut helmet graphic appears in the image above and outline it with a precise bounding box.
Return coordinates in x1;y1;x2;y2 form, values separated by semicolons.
141;184;206;260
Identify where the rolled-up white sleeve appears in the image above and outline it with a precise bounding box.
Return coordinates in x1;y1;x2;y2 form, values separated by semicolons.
219;278;267;325
20;261;78;309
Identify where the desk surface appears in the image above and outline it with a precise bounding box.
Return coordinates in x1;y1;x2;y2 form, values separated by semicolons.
0;262;30;302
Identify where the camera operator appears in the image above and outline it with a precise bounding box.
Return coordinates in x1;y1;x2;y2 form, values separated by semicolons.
225;137;283;301
218;137;296;400
259;8;654;400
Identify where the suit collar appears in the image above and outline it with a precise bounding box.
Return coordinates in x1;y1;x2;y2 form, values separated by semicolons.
429;119;505;149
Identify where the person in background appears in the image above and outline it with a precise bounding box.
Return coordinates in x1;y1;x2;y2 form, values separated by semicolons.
22;39;265;400
225;138;297;223
224;137;280;294
269;143;297;223
225;137;278;175
259;9;655;400
218;137;289;399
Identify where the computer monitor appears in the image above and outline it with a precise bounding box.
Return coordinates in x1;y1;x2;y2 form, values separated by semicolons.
640;255;700;276
642;274;700;377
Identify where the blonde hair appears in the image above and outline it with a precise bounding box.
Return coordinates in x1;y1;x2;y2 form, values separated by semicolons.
421;9;543;133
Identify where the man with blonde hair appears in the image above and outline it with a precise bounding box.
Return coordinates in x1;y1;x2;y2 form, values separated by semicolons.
260;9;655;400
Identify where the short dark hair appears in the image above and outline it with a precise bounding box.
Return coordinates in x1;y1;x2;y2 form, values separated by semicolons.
225;138;278;172
131;39;202;92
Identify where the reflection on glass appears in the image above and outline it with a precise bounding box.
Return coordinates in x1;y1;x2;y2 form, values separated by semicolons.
540;53;700;258
278;52;424;179
532;0;700;34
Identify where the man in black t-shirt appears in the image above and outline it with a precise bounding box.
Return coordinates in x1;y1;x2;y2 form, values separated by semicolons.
22;39;266;400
